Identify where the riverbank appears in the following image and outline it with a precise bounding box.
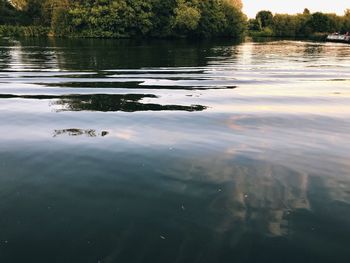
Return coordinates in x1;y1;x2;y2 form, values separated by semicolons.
0;25;330;44
0;24;246;39
0;25;49;37
248;31;329;41
0;0;247;39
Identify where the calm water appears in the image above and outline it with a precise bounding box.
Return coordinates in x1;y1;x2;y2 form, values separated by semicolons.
0;38;350;263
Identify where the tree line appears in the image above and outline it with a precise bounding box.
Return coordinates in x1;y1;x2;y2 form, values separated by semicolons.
0;0;246;38
1;1;350;39
249;9;350;38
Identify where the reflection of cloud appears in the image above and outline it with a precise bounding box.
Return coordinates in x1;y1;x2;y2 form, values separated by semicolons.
225;144;251;156
226;115;247;131
53;129;109;138
112;130;135;141
108;128;186;144
115;132;133;140
158;155;311;237
225;167;309;236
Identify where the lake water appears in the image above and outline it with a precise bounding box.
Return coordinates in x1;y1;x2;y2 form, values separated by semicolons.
0;38;350;263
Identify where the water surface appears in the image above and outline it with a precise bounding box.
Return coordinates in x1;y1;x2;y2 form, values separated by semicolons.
0;38;350;263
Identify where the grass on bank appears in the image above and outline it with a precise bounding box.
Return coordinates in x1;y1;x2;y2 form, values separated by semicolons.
0;25;49;37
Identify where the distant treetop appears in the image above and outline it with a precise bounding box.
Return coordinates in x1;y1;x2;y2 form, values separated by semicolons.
225;0;243;10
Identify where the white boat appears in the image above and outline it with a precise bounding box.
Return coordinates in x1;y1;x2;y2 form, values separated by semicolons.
326;33;350;43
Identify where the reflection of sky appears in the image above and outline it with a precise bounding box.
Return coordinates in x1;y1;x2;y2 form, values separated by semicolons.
0;40;350;260
1;41;350;174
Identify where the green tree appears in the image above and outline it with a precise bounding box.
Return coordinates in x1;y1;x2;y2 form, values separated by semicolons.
149;0;177;37
0;0;18;24
173;0;201;32
8;0;28;10
221;0;247;38
225;0;243;10
256;10;273;28
4;0;248;39
296;12;312;36
303;8;310;15
343;9;350;32
272;14;298;37
248;18;261;31
309;12;332;32
51;6;71;36
196;0;223;37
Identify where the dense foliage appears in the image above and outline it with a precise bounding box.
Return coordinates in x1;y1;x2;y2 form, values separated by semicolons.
2;1;350;40
0;24;49;36
249;8;350;38
0;0;247;38
0;0;28;24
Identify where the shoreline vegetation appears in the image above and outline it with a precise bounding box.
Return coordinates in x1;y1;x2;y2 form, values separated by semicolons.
0;0;349;40
0;0;246;39
248;9;350;41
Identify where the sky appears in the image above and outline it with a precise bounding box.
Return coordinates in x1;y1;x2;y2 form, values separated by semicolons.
242;0;350;18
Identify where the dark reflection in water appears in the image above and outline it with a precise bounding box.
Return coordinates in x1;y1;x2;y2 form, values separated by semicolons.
0;151;349;263
54;94;207;112
0;94;207;112
304;44;324;55
0;47;11;70
53;129;109;137
42;82;237;90
0;38;240;70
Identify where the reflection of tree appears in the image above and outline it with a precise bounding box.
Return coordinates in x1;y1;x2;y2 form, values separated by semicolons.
47;38;239;71
0;38;60;71
2;38;241;72
1;38;241;72
42;82;237;91
0;40;11;70
0;93;207;112
304;44;324;56
51;94;207;112
53;128;109;137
